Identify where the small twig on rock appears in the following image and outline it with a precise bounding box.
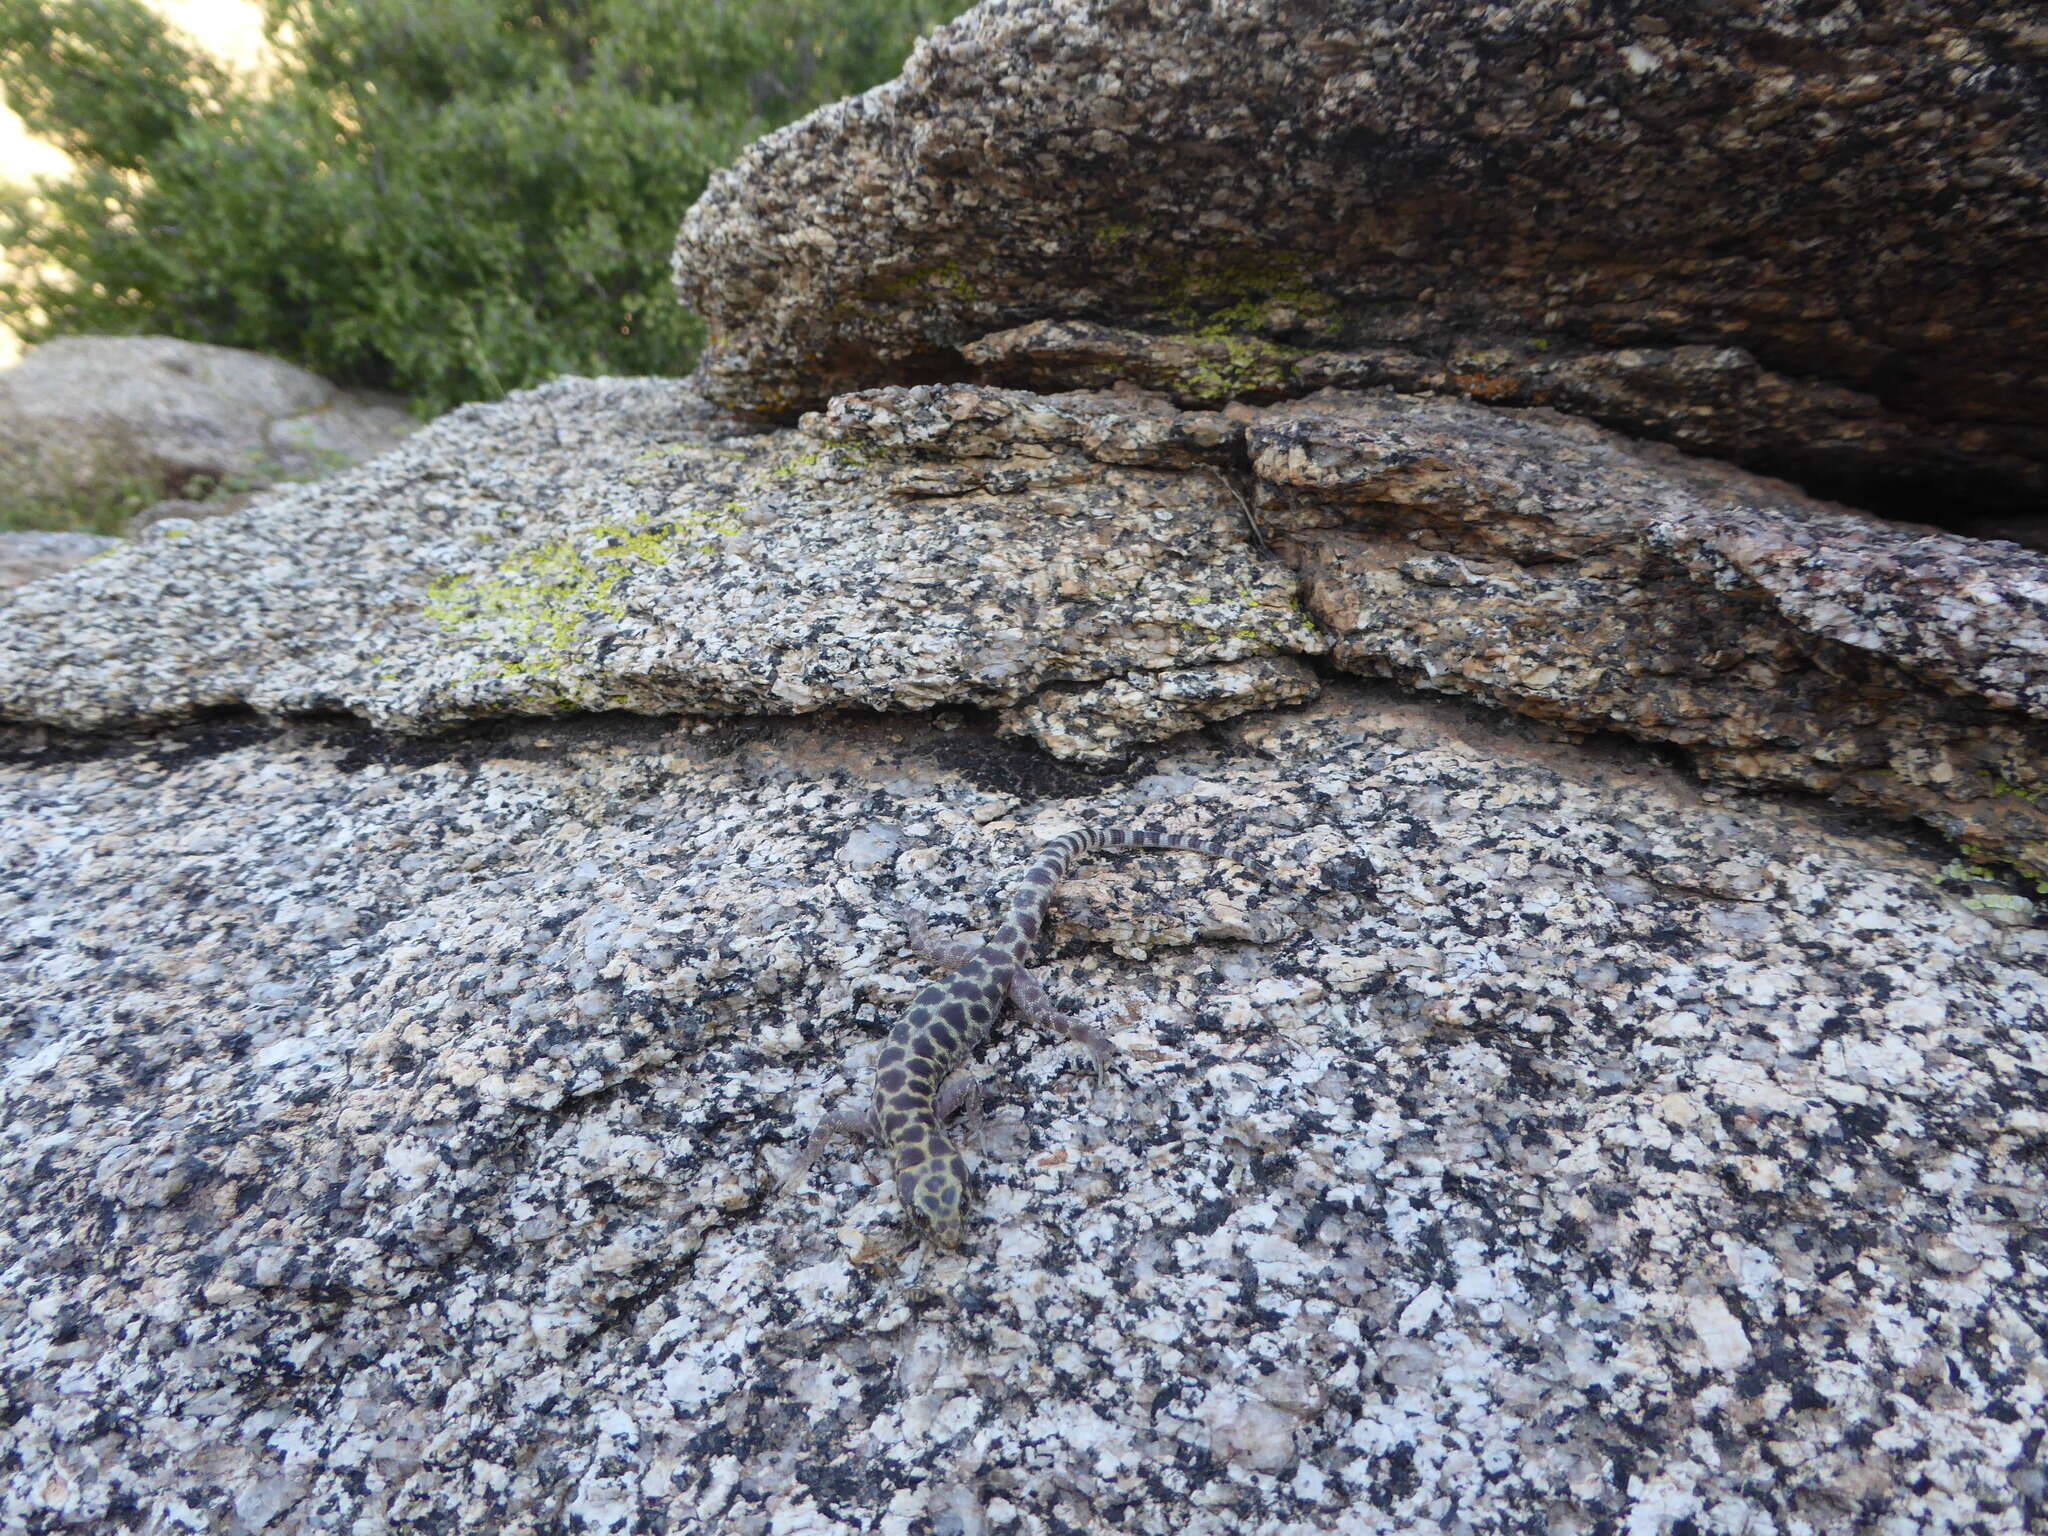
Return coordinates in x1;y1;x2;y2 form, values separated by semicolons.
1207;468;1270;554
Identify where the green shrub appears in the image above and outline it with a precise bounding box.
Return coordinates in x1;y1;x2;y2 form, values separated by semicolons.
0;0;968;415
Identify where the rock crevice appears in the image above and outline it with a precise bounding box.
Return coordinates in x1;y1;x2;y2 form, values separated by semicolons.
5;377;2045;869
4;4;2047;1532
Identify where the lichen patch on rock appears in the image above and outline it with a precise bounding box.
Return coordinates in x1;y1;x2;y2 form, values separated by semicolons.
0;378;1323;762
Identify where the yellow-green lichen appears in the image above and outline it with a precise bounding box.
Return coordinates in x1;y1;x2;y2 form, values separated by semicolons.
1177;333;1304;400
1945;857;2003;884
762;451;823;480
831;442;889;468
423;508;739;681
1946;844;2048;899
1172;579;1309;648
1960;887;2038;916
1158;252;1339;337
873;258;977;305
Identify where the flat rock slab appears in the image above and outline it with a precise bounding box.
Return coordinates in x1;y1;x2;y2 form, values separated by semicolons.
2;690;2041;1533
674;0;2048;513
0;377;1321;763
6;372;2042;865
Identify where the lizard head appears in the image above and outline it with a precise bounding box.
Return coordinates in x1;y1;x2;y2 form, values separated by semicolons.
899;1154;970;1250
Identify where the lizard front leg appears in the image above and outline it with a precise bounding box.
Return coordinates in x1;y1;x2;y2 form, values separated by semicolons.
1008;965;1119;1079
902;906;980;970
784;1067;986;1188
782;1103;882;1191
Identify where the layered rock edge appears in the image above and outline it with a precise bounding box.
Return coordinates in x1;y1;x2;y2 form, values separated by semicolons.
0;377;1323;769
1253;392;2048;877
3;376;2045;871
673;0;2048;518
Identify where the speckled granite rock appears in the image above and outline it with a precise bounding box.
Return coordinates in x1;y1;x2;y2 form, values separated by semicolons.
7;374;2044;866
673;0;2048;516
808;377;1244;467
2;689;2041;1533
997;655;1321;766
815;382;2048;874
1253;392;2048;876
0;377;1322;762
964;322;2048;544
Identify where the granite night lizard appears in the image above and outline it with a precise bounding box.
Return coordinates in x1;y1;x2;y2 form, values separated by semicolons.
793;827;1286;1248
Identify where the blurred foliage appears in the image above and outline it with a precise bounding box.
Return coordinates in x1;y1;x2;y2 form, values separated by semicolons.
0;0;968;414
0;422;165;535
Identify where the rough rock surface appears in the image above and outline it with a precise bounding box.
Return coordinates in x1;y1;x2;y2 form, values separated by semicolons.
2;690;2041;1534
0;531;119;591
0;336;415;519
673;0;2048;515
806;381;2048;872
1253;391;2048;875
964;322;2048;549
4;9;2043;1533
0;377;1322;763
128;490;261;533
6;373;2045;865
